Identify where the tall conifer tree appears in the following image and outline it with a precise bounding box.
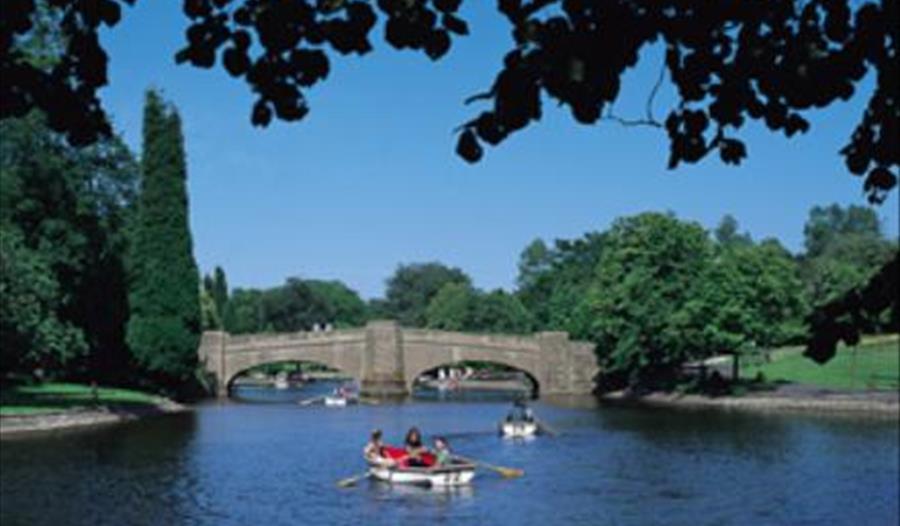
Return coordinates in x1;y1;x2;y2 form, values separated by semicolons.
127;90;200;388
212;266;229;324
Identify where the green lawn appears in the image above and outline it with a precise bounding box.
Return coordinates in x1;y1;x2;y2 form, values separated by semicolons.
741;335;900;391
0;382;164;416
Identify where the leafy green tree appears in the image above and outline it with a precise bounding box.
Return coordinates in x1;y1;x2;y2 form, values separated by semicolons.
366;298;390;320
305;280;368;328
516;239;552;290
798;204;897;361
0;111;137;381
382;262;471;327
222;278;368;333
223;288;265;334
584;213;712;390
517;232;606;336
714;215;753;248
800;204;896;308
803;204;883;259
0;227;86;376
805;255;898;364
426;283;532;334
126;90;201;388
260;278;333;332
199;280;221;331
199;266;229;330
426;282;476;331
684;239;807;355
469;289;534;334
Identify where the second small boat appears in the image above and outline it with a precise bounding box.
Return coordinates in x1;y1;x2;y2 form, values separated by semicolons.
499;420;539;438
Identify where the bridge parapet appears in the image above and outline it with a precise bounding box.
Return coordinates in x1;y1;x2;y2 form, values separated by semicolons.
226;329;366;353
401;328;542;352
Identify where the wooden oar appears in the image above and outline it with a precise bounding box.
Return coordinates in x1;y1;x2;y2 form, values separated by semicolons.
336;471;369;488
457;457;524;479
298;396;324;406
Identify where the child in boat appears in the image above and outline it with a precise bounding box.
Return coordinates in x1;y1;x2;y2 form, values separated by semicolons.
432;436;452;467
363;429;394;467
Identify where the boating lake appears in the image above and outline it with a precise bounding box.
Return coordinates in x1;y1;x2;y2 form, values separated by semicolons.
2;383;898;526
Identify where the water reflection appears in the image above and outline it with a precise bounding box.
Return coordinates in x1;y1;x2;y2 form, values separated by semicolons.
368;480;475;501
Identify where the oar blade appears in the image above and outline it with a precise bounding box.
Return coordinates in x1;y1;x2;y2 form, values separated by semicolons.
336;472;367;488
498;467;524;478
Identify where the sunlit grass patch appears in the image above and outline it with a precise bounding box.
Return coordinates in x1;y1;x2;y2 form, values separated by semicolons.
0;382;163;416
742;335;899;391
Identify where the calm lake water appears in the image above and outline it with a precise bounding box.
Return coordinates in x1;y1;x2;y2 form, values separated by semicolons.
2;384;898;526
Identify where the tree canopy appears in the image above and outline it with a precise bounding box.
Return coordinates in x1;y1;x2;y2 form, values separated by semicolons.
800;204;895;308
581;212;713;389
382;262;472;327
1;1;897;201
516;231;607;335
426;282;533;334
0;227;86;375
513;209;893;391
0;111;137;381
221;276;368;333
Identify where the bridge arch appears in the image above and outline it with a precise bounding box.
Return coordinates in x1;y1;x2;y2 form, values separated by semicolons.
401;337;545;396
409;359;540;397
226;359;353;394
200;328;367;397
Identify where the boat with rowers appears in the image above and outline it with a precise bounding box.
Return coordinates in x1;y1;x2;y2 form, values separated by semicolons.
324;395;354;406
338;429;523;488
364;433;476;487
499;400;541;437
323;384;358;406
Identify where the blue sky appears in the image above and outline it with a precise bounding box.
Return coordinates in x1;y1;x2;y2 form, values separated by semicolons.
99;2;898;299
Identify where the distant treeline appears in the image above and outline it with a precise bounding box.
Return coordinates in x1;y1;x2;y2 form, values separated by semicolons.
207;206;896;389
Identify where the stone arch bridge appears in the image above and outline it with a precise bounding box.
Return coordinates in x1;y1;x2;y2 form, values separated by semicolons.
198;321;598;398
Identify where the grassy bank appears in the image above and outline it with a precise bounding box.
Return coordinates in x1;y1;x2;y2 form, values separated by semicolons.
0;382;166;417
741;335;899;391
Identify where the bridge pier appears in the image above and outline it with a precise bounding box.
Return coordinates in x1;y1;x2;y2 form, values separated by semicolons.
360;321;408;398
197;331;230;398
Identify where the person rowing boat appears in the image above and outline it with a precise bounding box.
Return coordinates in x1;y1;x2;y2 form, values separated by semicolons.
363;429;396;467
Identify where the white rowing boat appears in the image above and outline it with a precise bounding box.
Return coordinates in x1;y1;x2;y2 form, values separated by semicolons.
499;420;539;438
367;460;476;487
324;396;351;406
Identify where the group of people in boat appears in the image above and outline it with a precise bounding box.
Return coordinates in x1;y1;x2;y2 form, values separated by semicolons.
363;427;454;469
505;399;534;423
